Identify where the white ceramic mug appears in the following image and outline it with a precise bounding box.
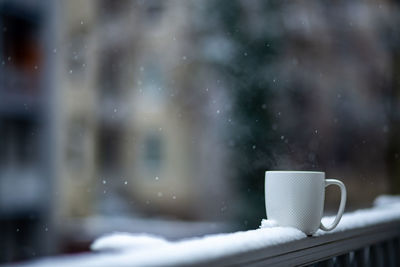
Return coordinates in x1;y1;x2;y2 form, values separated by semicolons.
265;171;346;235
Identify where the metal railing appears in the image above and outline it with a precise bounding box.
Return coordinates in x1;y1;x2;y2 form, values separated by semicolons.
199;220;400;267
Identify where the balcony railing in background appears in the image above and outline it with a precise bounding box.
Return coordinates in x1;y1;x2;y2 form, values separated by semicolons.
17;196;400;267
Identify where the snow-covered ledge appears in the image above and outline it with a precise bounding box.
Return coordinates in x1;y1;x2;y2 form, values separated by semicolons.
18;196;400;267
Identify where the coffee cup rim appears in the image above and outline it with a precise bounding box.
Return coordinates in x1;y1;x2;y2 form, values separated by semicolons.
265;170;324;174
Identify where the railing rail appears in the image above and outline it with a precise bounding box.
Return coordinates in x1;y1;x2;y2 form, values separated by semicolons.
201;220;400;267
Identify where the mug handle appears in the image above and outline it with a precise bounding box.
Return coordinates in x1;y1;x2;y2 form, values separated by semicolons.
319;179;347;231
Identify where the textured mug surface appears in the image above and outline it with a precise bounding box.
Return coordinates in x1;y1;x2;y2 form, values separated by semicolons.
265;171;346;235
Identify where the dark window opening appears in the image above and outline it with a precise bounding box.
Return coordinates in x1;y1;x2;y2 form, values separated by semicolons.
0;116;38;167
143;133;163;171
0;5;41;95
98;128;121;170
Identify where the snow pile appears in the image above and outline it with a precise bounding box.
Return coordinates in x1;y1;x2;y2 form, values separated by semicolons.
259;219;278;228
22;227;305;267
91;232;169;252
373;194;400;207
18;195;400;267
316;194;400;236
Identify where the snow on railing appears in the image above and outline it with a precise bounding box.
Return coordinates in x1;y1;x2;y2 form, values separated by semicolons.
18;195;400;267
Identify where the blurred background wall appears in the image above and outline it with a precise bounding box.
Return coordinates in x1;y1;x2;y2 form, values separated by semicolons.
0;0;400;263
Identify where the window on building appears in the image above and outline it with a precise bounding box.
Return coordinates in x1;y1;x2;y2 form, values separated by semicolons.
98;49;124;99
99;0;130;20
0;5;41;95
143;0;164;24
0;116;37;167
98;127;121;171
143;132;163;172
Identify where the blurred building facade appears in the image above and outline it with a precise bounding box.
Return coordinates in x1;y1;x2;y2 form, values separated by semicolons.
0;0;233;262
